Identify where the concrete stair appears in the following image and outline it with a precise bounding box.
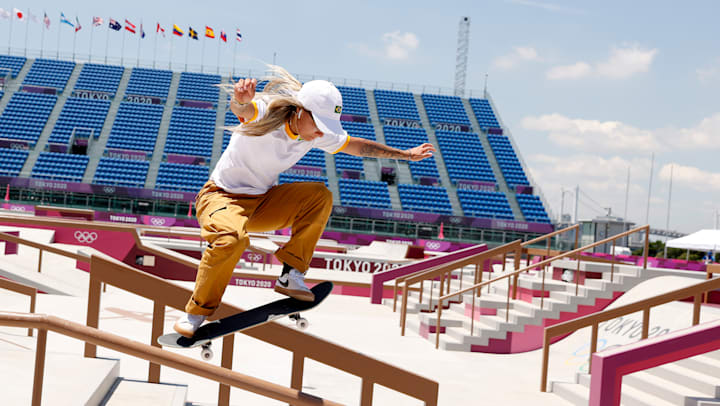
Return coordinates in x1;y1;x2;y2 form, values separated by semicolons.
551;350;720;405
102;379;188;406
389;261;647;352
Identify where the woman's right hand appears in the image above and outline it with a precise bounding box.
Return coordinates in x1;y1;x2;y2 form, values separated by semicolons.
234;78;257;104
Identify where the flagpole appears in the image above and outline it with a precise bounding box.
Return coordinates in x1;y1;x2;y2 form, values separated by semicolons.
120;28;125;66
153;24;157;69
232;37;236;77
216;36;220;74
201;33;206;73
8;10;13;54
89;20;94;63
104;19;110;64
184;33;189;71
72;22;77;61
56;16;61;59
23;9;29;57
168;32;173;70
137;20;142;67
40;16;45;58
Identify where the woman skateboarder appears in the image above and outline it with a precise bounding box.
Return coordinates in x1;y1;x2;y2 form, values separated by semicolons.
174;66;435;337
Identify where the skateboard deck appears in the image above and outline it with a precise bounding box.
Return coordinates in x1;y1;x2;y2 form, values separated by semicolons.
158;281;333;349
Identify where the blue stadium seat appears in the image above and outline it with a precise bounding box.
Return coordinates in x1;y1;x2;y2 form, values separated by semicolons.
0;55;27;78
0;92;57;145
421;94;471;126
156;162;209;192
296;149;327;170
398;184;453;214
48;98;111;145
279;173;329;186
469;98;501;130
105;102;164;152
74;63;124;96
383;126;440;180
516;194;551;223
338;178;391;209
457;189;514;220
93;157;149;188
176;72;221;103
31;152;89;182
486;134;530;189
373;89;420;121
337;86;369;117
163;106;216;159
125;67;173;99
435;130;496;184
22;58;75;91
0;147;29;176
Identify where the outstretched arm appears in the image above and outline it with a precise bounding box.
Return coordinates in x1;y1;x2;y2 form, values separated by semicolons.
229;78;257;122
343;137;435;161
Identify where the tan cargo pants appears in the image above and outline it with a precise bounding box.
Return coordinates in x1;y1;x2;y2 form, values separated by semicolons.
185;180;333;316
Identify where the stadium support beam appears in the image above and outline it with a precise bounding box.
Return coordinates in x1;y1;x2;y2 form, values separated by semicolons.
454;16;470;97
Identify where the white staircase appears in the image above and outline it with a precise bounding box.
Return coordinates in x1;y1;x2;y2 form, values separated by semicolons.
388;260;648;352
552;350;720;406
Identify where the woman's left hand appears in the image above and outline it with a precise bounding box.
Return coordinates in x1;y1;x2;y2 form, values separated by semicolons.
405;143;436;161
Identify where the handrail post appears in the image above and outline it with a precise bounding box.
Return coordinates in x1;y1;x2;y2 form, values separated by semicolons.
29;291;36;337
37;249;43;273
291;351;305;396
32;329;48;406
642;308;650;339
360;379;374;406
149;301;165;383
435;298;443;349
540;330;549;392
693;294;701;326
84;272;102;358
218;335;234;406
400;281;409;335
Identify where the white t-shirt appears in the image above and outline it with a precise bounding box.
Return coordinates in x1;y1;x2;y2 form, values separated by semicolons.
210;98;350;195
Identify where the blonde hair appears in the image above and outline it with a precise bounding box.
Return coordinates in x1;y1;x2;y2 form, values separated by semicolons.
220;65;304;137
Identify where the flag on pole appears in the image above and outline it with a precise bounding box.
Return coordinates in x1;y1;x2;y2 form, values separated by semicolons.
0;9;10;19
108;18;121;31
140;23;145;38
188;27;198;40
92;16;103;27
205;26;215;38
156;23;165;36
125;19;136;34
220;30;227;42
438;222;445;240
28;11;39;23
236;29;242;42
74;16;82;32
43;12;50;28
172;24;183;36
12;8;24;21
4;185;9;202
60;12;74;28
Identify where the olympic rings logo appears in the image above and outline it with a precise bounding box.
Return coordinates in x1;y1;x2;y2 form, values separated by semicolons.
449;217;462;224
426;241;442;250
74;231;98;244
334;207;347;214
247;253;263;262
150;218;166;226
103;187;116;194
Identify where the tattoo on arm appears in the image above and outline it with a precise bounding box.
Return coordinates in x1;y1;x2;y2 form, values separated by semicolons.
359;140;408;159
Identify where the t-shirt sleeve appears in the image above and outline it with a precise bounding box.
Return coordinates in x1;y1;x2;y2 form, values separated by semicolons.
313;132;351;154
244;98;267;124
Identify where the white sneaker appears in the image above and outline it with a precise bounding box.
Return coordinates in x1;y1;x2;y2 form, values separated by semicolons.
173;313;206;338
274;269;315;302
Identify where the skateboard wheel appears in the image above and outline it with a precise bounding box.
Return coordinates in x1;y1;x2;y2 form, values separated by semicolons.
296;317;309;330
201;345;213;361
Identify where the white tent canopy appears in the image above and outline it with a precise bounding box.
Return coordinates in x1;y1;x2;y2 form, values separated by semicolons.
666;229;720;252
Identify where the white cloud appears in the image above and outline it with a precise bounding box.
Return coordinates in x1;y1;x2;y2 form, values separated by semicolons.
348;31;419;61
596;45;657;79
546;62;592;80
697;58;720;82
521;112;720;152
546;44;658;80
382;31;419;60
659;163;720;192
493;46;539;70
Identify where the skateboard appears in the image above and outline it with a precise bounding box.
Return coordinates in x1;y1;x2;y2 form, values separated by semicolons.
157;281;333;360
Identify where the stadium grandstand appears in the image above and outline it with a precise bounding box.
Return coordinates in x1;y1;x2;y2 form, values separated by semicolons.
2;47;717;406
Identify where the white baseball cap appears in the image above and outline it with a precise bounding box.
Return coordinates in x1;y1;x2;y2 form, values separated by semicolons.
297;80;345;135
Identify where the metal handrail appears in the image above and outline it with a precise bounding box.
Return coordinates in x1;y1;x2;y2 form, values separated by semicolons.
432;225;650;349
0;311;342;406
539;275;720;392
0;215;440;405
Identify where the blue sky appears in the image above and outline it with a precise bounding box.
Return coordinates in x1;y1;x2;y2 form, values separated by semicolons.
2;0;719;234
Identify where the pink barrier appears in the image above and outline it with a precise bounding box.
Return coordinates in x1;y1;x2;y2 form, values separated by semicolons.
589;319;720;406
3;231;19;254
369;244;488;304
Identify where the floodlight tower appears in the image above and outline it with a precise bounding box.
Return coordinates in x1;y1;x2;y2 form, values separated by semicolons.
454;16;471;97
